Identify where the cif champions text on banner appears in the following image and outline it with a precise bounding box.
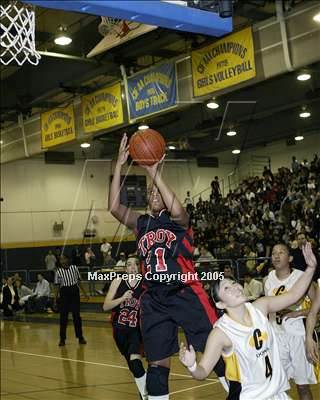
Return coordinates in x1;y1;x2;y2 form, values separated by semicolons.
128;62;177;120
192;27;256;97
81;83;124;134
41;104;76;148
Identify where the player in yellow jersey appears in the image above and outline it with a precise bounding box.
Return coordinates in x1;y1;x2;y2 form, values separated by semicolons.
179;243;317;400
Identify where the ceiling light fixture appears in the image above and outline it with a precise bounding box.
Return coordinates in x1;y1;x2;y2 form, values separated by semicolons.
80;142;90;148
294;135;304;141
313;12;320;23
0;140;3;145
297;72;311;81
226;130;237;136
168;145;176;150
232;149;241;154
138;123;149;130
54;26;72;46
299;110;311;118
206;98;219;109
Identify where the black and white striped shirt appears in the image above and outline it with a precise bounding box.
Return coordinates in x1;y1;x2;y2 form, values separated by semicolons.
55;265;81;287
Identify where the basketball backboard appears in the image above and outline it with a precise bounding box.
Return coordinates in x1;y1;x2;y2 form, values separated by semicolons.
24;1;232;37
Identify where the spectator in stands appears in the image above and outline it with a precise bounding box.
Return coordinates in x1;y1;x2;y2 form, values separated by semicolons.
196;245;215;268
15;279;32;307
100;238;112;265
71;246;82;266
255;229;270;258
242;245;257;273
184;191;193;213
100;239;112;265
290;232;320;281
84;247;96;296
243;271;263;301
84;247;96;268
245;189;255;201
45;250;56;270
291;232;307;265
262;205;275;223
211;176;221;199
224;235;241;259
262;165;274;182
2;277;19;317
291;156;300;173
45;250;57;282
55;247;62;268
189;153;319;278
34;273;50;297
25;273;51;313
223;265;234;279
116;252;126;268
104;251;116;268
12;273;22;284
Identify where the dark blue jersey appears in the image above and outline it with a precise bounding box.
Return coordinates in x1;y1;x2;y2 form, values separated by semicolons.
111;278;143;329
136;209;198;285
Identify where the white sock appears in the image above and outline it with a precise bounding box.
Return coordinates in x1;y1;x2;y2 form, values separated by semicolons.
135;373;147;397
148;396;169;400
218;376;229;392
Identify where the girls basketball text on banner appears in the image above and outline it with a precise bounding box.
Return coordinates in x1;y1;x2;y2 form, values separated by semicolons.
128;62;177;120
81;83;124;133
192;27;256;97
41;104;76;148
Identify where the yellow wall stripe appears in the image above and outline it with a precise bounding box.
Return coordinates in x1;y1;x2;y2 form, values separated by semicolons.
0;235;136;249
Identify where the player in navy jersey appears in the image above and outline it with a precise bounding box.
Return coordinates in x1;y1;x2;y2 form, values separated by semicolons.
109;134;240;400
103;255;147;399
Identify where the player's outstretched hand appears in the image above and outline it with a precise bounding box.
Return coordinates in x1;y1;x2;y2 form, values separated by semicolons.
302;242;317;269
117;133;129;166
140;154;166;177
306;337;319;364
122;290;133;301
179;342;196;368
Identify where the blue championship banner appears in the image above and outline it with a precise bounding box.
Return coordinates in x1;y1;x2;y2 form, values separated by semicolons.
128;62;176;120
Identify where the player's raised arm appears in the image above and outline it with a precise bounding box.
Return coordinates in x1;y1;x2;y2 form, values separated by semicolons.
179;328;230;380
142;157;189;229
306;286;320;363
109;133;141;230
255;243;318;315
103;277;132;311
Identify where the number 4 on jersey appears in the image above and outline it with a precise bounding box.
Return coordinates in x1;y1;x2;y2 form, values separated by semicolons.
265;355;273;378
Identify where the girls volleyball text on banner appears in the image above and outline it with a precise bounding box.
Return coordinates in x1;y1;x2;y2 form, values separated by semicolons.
128;62;176;120
192;27;256;97
41;104;76;148
81;83;123;133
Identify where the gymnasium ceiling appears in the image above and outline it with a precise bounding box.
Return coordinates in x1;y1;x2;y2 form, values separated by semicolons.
1;0;320;162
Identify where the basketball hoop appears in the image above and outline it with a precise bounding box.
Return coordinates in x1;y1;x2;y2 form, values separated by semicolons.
0;1;41;66
98;16;121;37
98;16;140;39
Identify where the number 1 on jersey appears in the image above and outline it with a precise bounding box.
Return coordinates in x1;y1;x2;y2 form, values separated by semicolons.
155;247;168;272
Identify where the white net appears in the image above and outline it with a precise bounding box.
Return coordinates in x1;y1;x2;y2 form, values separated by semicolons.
0;1;41;66
98;16;121;37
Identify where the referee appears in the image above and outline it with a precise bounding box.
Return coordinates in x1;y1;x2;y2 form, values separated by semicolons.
55;254;88;346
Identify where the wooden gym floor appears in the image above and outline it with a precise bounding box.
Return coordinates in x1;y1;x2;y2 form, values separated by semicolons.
1;318;319;400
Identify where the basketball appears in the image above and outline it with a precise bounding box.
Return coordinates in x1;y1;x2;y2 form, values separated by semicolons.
129;128;166;166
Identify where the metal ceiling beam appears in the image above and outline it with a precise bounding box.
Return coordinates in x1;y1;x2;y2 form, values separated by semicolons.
0;59;120;113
